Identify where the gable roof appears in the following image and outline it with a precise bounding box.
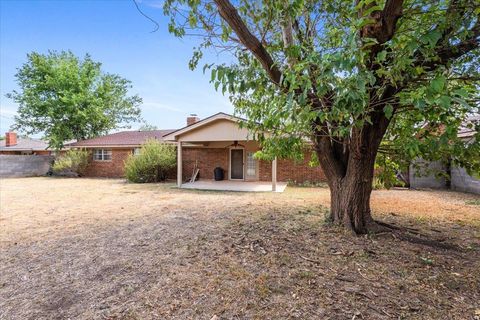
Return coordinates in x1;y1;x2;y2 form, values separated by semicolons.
67;130;176;147
0;137;49;151
163;112;246;141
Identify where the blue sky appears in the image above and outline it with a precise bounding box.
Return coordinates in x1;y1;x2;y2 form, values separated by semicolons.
0;0;233;135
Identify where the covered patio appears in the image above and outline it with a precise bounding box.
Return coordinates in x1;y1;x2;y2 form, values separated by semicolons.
180;180;287;192
163;113;281;192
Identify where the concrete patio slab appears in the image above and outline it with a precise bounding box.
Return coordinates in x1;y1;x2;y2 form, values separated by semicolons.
181;180;287;192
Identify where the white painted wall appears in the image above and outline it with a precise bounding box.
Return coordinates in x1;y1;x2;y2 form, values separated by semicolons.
177;119;255;142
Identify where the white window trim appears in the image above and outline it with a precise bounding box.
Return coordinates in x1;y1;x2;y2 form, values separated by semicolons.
93;149;112;161
245;151;258;180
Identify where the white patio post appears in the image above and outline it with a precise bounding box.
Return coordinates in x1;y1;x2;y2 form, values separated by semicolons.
177;141;182;187
272;156;277;192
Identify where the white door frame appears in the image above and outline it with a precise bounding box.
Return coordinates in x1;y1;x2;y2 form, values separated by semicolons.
229;147;245;180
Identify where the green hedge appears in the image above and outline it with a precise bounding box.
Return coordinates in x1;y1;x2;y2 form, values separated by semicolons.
124;139;176;183
52;149;89;176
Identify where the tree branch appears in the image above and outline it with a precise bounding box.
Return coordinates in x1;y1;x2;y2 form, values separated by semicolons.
214;0;282;85
360;0;404;44
417;19;480;70
381;0;404;42
282;16;295;67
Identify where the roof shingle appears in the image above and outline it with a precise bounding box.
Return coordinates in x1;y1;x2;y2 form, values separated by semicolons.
0;138;49;151
67;130;176;147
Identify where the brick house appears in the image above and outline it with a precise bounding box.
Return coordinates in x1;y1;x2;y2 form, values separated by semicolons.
67;129;175;177
0;132;52;155
0;132;56;178
68;113;326;188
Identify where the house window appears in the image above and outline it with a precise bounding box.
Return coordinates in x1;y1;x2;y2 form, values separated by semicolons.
246;151;256;177
133;148;141;156
93;149;112;161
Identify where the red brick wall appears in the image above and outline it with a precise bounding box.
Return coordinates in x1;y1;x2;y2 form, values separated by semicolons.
80;146;326;183
34;151;51;155
0;150;52;155
182;147;229;181
84;148;133;178
181;147;325;184
5;132;17;147
259;153;326;183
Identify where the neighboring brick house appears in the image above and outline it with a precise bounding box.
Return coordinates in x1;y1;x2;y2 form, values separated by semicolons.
68;113;327;187
0;132;53;155
0;132;57;178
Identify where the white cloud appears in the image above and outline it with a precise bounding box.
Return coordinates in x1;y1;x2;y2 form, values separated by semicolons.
137;0;164;9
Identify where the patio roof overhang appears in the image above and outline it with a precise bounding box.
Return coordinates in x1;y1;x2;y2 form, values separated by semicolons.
163;112;258;142
168;113;278;192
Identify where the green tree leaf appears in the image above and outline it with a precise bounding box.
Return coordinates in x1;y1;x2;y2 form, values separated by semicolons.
383;104;393;119
431;76;446;93
8;51;142;149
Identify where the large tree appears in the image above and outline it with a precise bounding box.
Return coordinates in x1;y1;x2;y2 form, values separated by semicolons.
139;123;159;131
161;0;480;233
7;51;143;149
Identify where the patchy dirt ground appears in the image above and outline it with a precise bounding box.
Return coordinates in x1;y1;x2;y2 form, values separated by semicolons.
0;177;479;320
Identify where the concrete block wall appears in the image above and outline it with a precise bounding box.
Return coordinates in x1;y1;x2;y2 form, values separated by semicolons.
451;166;480;195
0;155;54;177
409;160;447;189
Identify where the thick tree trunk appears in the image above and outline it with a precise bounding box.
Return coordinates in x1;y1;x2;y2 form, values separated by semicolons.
328;155;377;234
315;109;391;234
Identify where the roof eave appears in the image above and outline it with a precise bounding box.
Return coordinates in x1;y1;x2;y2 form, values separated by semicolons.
163;112;241;141
67;142;175;148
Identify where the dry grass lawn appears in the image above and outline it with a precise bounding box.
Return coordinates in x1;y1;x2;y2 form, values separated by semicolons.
0;177;479;319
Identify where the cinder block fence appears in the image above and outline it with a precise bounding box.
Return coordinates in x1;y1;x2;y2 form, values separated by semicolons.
0;155;54;178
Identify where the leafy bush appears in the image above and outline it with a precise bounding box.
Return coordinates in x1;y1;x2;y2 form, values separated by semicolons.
124;139;176;183
372;177;386;190
52;149;89;176
465;199;480;206
374;154;405;189
287;179;329;188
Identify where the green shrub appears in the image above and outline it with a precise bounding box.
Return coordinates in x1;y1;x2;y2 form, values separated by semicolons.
374;153;405;189
124;139;176;183
465;199;480;206
287;179;329;188
372;177;385;190
52;149;89;176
